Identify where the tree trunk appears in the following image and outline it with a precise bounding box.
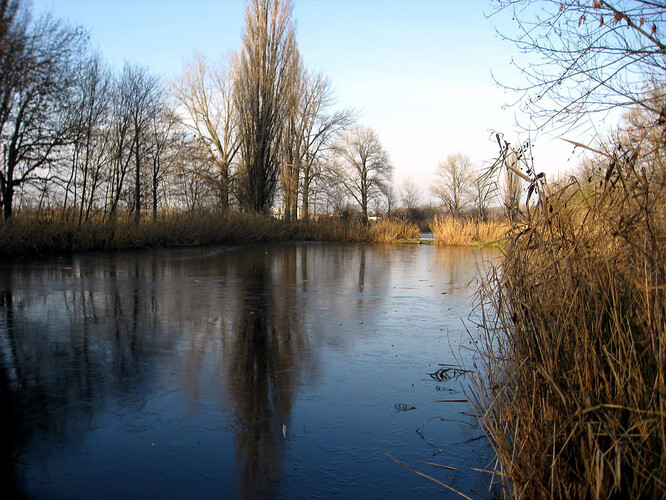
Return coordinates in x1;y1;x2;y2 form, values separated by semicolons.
301;182;309;220
152;173;158;222
134;138;141;224
2;184;13;221
219;164;229;213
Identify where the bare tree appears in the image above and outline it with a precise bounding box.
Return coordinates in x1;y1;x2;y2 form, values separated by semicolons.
124;63;160;224
65;53;113;224
431;152;473;217
0;0;22;128
102;64;161;222
278;68;355;221
399;177;422;211
279;53;303;221
570;89;666;190
385;183;396;219
470;169;496;222
171;53;239;212
620;84;666;155
146;103;181;220
164;134;215;212
316;175;349;216
234;0;299;214
334;125;393;221
0;1;20;52
298;71;354;220
493;1;666;131
107;70;135;219
0;11;87;220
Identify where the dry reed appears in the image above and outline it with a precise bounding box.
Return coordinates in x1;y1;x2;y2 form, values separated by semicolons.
471;153;666;498
0;212;421;257
431;215;508;246
294;217;419;243
368;218;420;243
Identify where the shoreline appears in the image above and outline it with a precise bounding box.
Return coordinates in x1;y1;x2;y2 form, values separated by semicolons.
0;213;508;258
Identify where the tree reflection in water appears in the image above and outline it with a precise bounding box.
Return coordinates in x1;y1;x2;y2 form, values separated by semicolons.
226;247;308;496
0;286;26;499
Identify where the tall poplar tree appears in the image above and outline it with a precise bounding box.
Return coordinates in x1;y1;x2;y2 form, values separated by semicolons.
234;0;299;214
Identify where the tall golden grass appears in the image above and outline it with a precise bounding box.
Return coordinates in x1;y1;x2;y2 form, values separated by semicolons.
369;218;421;243
431;215;508;246
0;212;421;257
294;216;419;243
471;157;665;497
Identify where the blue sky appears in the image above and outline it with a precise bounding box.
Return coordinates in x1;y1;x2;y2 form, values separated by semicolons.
31;0;583;198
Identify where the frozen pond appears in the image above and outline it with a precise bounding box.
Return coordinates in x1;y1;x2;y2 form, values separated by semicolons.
0;242;498;499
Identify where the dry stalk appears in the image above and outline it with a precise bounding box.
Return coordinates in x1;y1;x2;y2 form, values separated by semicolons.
470;137;665;498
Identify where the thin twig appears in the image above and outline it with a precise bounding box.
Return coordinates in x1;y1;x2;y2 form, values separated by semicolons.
385;453;474;500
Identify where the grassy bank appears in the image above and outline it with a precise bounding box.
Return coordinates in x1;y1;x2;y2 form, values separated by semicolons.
431;215;508;246
472;162;665;497
0;212;421;257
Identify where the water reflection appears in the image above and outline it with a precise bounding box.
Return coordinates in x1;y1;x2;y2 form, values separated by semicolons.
226;248;307;497
0;285;25;499
0;243;497;499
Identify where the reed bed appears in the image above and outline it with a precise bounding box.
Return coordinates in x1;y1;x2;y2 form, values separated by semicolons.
0;211;289;256
294;217;419;243
368;218;420;243
0;212;420;257
471;158;665;498
294;217;366;242
431;215;508;246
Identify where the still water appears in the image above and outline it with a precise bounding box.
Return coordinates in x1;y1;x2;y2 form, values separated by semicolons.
0;242;498;499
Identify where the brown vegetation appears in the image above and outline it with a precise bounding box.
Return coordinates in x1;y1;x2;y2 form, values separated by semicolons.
0;212;421;257
431;215;508;246
471;146;666;497
368;218;420;243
